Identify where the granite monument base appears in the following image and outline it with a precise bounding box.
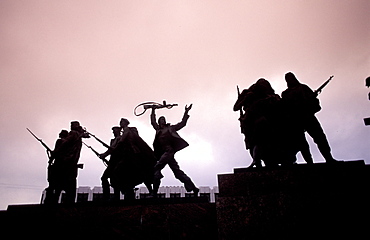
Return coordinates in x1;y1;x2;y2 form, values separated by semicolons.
2;161;369;239
217;161;369;239
4;197;217;239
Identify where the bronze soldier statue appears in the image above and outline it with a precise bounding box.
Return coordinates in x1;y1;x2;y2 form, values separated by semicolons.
51;121;89;203
281;72;339;163
44;129;68;204
100;118;156;200
234;79;298;167
149;104;199;197
99;126;122;201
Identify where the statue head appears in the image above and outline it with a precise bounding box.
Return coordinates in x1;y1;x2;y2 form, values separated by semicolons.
119;118;130;128
285;72;300;88
112;126;121;137
158;116;167;128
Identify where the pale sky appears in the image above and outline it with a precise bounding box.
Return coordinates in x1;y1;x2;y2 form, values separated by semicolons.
0;0;369;210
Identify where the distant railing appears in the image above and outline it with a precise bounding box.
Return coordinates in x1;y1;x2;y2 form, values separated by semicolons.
41;186;219;204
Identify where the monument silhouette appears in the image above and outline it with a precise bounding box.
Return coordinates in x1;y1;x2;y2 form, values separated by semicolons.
2;78;369;239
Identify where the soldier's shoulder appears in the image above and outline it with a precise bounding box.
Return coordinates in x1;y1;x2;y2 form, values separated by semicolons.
129;127;139;133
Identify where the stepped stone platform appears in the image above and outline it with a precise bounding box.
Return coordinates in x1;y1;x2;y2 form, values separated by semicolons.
3;197;217;239
2;198;217;239
217;160;370;239
1;160;369;239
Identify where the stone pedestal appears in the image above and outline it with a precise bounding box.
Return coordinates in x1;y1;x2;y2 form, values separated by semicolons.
4;198;217;239
217;161;370;239
2;161;369;239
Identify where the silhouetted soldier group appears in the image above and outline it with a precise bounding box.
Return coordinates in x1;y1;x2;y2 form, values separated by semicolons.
39;71;339;204
234;72;339;168
42;105;198;204
98;117;157;200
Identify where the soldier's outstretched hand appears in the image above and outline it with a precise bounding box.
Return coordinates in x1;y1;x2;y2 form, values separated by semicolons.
185;104;193;113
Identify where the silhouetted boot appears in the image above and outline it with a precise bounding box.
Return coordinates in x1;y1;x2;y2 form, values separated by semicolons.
144;181;153;195
43;187;55;204
247;159;262;168
102;179;111;201
193;187;199;197
112;187;120;201
248;146;263;168
302;153;314;165
123;188;135;200
325;157;341;164
321;149;341;164
151;178;161;198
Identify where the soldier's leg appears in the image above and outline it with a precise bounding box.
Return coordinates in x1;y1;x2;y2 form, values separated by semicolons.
168;158;198;194
44;165;59;204
64;177;77;203
113;187;120;201
101;168;111;201
299;133;314;164
248;145;262;168
108;176;121;201
44;183;56;204
123;188;135;200
152;152;171;195
305;116;336;162
54;189;62;203
144;181;153;194
152;178;161;197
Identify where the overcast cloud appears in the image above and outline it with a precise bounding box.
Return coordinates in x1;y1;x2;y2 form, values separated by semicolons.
0;0;369;210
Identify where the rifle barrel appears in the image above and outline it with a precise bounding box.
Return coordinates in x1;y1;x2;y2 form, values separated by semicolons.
82;142;108;166
315;75;334;95
26;128;52;152
87;132;110;149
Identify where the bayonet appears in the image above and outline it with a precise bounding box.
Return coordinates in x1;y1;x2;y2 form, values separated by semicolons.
82;142;108;166
26;128;52;160
86;132;111;149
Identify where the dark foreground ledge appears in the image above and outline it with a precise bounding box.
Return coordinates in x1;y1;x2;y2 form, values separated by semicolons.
3;197;217;239
217;160;370;239
1;161;369;239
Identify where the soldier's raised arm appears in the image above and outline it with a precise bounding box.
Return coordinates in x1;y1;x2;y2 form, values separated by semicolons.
173;104;192;131
150;107;160;130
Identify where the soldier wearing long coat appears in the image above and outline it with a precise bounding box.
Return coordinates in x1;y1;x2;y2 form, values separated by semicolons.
100;118;157;200
150;104;199;197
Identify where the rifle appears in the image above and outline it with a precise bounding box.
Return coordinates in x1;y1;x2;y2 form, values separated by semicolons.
26;128;52;160
87;132;111;149
134;100;178;116
82;142;108;166
315;75;334;95
237;86;243;117
236;86;245;134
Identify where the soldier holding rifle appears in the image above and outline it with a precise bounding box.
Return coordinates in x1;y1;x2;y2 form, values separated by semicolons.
28;121;88;204
97;118;156;200
282;72;339;163
51;121;90;203
99;126;122;201
44;129;69;204
27;128;69;204
149;104;199;197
